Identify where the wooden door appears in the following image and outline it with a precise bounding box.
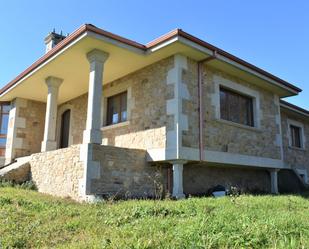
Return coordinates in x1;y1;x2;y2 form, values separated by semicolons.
60;110;71;148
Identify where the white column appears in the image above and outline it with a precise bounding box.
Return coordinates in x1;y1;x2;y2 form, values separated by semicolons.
269;169;279;194
41;76;63;152
171;160;186;199
83;49;109;144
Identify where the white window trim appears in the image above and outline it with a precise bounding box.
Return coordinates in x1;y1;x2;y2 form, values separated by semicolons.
101;84;133;127
287;118;306;150
213;75;261;129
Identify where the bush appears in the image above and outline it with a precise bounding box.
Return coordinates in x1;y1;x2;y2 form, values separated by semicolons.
0;179;36;190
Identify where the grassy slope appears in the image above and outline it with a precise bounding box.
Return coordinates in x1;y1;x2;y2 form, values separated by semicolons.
0;188;309;248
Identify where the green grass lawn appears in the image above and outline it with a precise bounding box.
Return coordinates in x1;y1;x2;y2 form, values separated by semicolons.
1;187;309;248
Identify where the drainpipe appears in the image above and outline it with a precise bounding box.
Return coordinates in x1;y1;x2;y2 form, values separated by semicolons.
198;51;217;161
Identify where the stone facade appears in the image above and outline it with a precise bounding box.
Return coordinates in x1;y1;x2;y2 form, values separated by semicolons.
183;60;282;160
30;145;84;201
29;144;164;200
281;109;309;172
91;144;164;198
54;56;282;162
5;98;45;163
58;57;174;152
3;54;308;199
17;99;46;156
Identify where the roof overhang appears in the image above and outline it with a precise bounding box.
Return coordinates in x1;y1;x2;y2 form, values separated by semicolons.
0;24;301;104
280;100;309;119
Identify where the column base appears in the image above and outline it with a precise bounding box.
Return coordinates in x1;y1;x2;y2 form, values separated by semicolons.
173;193;186;199
41;140;57;152
83;129;102;144
4;158;12;165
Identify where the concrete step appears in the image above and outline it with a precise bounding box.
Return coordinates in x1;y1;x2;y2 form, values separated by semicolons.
292;168;309;187
0;156;31;183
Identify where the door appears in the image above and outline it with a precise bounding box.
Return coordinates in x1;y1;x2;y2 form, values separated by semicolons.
60;109;71;148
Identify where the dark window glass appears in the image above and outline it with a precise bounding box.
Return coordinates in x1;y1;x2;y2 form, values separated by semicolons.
0;138;6;156
106;92;127;125
0;102;10;156
290;125;302;148
220;88;254;127
0;138;6;147
0;114;9;134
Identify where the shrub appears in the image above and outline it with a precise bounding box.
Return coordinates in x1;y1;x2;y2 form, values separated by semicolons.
0;179;37;190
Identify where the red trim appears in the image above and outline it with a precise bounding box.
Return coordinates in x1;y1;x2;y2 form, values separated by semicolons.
146;29;180;48
280;100;309;116
0;24;302;96
86;24;146;50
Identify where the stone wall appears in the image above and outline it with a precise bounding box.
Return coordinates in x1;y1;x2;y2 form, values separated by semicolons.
90;144;164;198
57;94;87;145
183;60;281;160
17;99;46;157
29;144;164;201
58;57;174;151
183;163;270;195
5;98;45;163
30;145;84;201
281;108;309;171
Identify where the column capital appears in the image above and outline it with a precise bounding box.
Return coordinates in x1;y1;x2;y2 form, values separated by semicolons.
268;168;280;173
45;76;63;88
86;49;109;64
169;160;188;165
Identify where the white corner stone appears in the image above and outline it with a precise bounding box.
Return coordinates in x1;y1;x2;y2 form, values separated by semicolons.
165;54;189;160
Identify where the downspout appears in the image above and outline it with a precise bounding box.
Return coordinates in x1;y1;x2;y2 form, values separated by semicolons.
198;51;217;161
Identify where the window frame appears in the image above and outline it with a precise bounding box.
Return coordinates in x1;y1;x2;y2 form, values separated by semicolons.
106;91;128;126
290;125;302;148
219;87;254;127
213;75;261;130
287;119;306;150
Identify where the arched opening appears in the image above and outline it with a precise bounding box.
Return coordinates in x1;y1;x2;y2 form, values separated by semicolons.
59;109;71;148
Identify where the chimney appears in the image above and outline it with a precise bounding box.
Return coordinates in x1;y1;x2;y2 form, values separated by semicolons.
44;29;66;53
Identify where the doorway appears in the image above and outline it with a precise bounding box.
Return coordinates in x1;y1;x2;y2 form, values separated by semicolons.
60;109;71;148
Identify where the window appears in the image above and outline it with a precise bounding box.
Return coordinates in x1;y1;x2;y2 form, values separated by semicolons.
290;125;302;148
0;102;10;156
220;87;254;127
106;91;127;125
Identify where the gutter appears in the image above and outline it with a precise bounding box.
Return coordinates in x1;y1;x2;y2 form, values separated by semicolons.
177;29;301;94
198;51;217;161
280;100;309;117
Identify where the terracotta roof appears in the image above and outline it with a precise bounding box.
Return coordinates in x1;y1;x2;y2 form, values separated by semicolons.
0;24;302;96
280;100;309;116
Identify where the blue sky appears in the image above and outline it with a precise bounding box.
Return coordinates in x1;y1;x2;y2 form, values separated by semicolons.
0;1;308;109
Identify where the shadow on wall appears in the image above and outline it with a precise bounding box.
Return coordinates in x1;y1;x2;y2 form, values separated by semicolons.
278;169;308;194
183;163;271;196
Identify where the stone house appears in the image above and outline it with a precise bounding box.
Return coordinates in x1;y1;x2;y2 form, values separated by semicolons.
0;24;308;201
